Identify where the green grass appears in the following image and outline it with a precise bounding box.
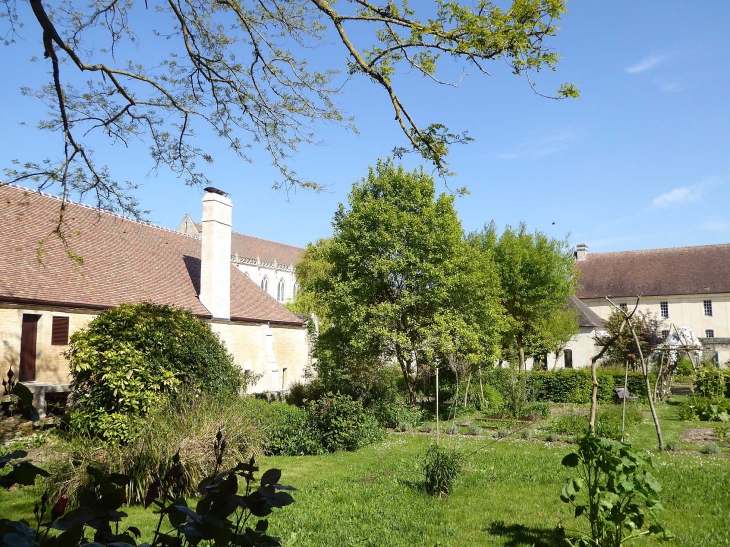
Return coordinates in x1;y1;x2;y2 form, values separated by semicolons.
2;401;729;546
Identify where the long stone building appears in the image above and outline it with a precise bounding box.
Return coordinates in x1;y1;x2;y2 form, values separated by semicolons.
0;185;310;408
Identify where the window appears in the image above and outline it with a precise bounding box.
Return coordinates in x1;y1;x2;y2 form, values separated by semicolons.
619;303;627;311
276;279;285;302
704;300;713;316
660;301;669;319
51;316;70;345
563;349;573;369
661;329;669;339
293;283;299;297
705;330;715;338
260;276;269;292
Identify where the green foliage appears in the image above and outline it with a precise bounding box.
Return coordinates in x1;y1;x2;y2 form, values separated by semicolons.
595;404;644;440
304;159;505;403
0;434;294;546
594;309;664;370
422;444;463;497
445;423;459;435
702;444;721;455
675;357;695;378
561;435;672;546
469;222;578;370
48;394;266;504
372;400;423;430
67;303;246;443
249;394;385;456
481;384;504;415
678;396;730;422
693;366;726;399
467;424;482;436
483;368;649;405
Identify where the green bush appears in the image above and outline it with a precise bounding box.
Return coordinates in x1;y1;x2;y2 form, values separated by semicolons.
371;400;423;429
595;403;643;439
481;368;651;405
694;366;726;399
67;303;246;443
308;393;385;452
552;413;589;436
675;356;695;377
678;396;730;422
481;384;504;414
48;394;265;503
423;444;462;497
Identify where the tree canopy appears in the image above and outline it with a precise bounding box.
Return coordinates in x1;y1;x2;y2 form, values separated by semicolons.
594;308;664;371
469;222;578;371
2;0;577;216
301;159;504;403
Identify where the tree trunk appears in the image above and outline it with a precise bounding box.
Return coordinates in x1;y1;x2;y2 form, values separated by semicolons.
463;372;472;408
589;352;599;435
395;345;417;405
518;346;525;373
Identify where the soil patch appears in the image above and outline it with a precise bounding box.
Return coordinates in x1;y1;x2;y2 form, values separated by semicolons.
680;427;716;444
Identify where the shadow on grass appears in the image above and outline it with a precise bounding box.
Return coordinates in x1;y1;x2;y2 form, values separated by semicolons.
486;520;566;547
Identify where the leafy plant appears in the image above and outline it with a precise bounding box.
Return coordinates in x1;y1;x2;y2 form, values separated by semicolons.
67;303;248;444
445;423;459;435
467;425;482;436
0;432;295;546
422;444;462;497
678;396;730;422
694;366;726;399
702;444;720;455
560;435;672;546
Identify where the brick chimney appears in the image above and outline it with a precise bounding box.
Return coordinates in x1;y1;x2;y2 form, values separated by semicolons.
200;188;232;320
575;243;588;261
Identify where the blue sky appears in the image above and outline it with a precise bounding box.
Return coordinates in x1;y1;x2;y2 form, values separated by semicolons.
1;1;728;253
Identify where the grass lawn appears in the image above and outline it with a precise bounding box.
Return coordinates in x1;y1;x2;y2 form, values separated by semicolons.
2;400;729;546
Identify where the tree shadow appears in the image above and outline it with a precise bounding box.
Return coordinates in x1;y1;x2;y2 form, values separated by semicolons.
486;520;566;547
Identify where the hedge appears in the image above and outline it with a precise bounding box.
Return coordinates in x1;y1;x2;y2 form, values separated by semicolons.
482;368;652;405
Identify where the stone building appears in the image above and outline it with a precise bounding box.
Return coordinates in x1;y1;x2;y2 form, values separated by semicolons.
0;185;310;408
575;243;730;365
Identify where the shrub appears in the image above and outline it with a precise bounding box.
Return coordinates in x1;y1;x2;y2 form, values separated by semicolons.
521;402;550;420
422;422;434;433
497;429;510;439
678;396;730;422
445;423;459;435
397;421;412;432
595;403;643;440
307;393;385;452
561;435;672;546
67;303;246;443
519;428;532;440
47;393;265;503
423;444;462;497
703;444;721;455
675;357;695;378
694;366;726;399
372;400;423;429
665;440;681;452
545;432;557;442
481;384;504;414
467;424;482;436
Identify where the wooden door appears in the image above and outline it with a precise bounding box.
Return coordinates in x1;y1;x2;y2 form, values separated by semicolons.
19;314;41;382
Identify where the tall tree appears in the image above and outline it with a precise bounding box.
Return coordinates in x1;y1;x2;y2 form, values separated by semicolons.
305;159;504;404
2;0;577;216
469;222;578;371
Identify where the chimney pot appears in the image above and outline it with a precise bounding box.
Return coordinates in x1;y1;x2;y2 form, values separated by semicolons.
575;243;588;261
200;190;232;319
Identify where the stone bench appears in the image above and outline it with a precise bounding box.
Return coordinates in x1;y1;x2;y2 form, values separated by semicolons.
614;387;639;402
23;383;71;417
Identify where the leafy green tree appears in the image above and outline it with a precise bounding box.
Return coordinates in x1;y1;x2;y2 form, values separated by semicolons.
536;307;579;370
304;159;503;404
469;222;578;371
595;309;663;371
67;302;246;443
3;0;577;215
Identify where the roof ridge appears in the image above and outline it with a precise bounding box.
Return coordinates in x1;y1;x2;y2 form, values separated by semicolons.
585;242;730;256
1;182;201;241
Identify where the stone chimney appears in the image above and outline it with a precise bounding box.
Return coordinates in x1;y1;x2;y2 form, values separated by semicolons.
575;243;588;261
200;188;232;320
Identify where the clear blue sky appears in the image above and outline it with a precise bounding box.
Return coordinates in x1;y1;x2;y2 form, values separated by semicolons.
1;1;728;253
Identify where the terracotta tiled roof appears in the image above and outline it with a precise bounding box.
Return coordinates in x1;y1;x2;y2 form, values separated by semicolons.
576;244;730;299
187;218;304;265
569;296;605;328
0;185;303;325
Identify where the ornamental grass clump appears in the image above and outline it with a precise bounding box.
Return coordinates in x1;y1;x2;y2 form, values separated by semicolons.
423;444;462;497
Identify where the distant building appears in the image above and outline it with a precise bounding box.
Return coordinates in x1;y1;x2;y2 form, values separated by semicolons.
178;214;303;304
575;243;730;365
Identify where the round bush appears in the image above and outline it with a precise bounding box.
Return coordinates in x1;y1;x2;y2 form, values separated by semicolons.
67;303;244;443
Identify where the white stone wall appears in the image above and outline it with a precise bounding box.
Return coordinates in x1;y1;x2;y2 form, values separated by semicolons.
524;327;601;370
233;262;298;304
581;294;730;339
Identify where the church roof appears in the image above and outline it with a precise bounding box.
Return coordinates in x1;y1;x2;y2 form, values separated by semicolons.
0;185;303;325
183;217;304;266
576;243;730;299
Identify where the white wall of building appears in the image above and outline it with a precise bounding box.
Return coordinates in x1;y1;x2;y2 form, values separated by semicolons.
233;260;298;304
